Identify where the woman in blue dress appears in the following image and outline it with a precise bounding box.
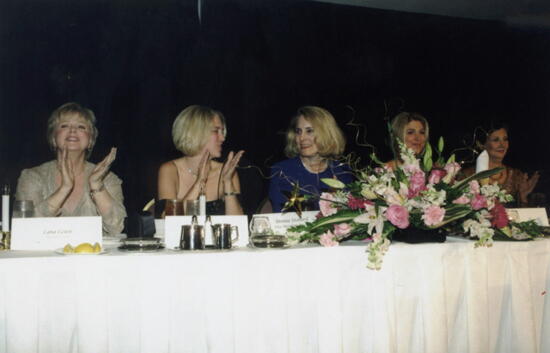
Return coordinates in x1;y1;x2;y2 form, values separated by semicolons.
269;106;353;213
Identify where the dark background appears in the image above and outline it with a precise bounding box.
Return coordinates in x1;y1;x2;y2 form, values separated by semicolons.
1;0;549;214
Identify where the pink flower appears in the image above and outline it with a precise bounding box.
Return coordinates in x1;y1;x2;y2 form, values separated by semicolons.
470;194;488;210
386;204;410;229
333;223;352;237
442;162;461;183
319;231;339;247
408;171;427;198
452;195;470;205
347;195;372;210
490;202;509;228
469;180;480;194
403;163;421;175
428;169;447;185
422;205;446;226
319;192;337;217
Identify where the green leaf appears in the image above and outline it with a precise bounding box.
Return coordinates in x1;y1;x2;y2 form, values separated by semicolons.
452;167;504;191
310;210;361;231
370;152;385;166
321;178;345;189
446;154;456;164
437;136;444;153
423;143;433;171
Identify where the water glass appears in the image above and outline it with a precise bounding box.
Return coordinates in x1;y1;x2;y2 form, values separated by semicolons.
250;216;272;235
12;200;34;218
164;199;184;217
185;200;200;216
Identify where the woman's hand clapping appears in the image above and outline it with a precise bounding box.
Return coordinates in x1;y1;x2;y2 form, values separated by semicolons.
518;171;540;204
57;147;76;192
89;147;117;191
221;150;244;184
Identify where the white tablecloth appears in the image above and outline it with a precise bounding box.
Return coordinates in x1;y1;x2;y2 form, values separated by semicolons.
0;238;549;353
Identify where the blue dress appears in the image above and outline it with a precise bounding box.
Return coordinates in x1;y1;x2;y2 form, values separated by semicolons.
268;157;354;213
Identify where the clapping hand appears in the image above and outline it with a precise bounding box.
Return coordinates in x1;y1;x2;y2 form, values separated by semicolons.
221;150;244;183
89;147;117;190
57;147;75;192
519;171;540;203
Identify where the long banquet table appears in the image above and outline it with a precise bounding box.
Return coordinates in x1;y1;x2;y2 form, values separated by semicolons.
0;238;549;353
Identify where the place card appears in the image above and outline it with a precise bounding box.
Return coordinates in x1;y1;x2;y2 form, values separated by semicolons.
250;211;318;236
506;208;549;226
11;216;102;250
164;215;249;249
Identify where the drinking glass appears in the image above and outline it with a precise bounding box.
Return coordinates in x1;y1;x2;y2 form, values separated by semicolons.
164;199;184;216
185;200;200;216
12;200;34;218
249;216;272;235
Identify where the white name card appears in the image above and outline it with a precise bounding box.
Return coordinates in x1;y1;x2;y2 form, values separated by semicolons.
506;208;549;226
250;211;318;236
164;215;249;249
11;216;102;250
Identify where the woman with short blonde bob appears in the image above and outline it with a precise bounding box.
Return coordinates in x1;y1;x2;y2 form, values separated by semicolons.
158;105;244;215
386;112;430;169
15;102;126;235
269;106;353;212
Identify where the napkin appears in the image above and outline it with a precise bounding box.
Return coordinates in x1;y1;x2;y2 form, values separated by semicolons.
475;150;489;173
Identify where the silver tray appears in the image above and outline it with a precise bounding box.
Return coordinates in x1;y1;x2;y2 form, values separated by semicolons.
249;235;288;248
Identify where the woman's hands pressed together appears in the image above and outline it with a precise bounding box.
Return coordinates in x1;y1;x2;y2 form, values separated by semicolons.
57;147;76;194
89;147;117;192
221;150;244;188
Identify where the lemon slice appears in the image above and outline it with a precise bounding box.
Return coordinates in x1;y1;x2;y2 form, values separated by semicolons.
93;242;102;253
74;242;95;253
63;244;74;253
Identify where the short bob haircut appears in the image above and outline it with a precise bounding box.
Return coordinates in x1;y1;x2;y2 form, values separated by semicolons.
172;105;226;156
284;106;346;159
390;111;429;157
47;102;99;157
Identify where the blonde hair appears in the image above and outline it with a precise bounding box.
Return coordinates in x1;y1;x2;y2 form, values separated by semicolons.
284;106;346;158
172;105;226;156
390;112;429;157
47;102;98;157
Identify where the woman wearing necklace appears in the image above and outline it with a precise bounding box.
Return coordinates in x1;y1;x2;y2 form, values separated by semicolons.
269;106;353;213
158;105;244;215
462;123;540;207
386;112;429;169
15;102;127;235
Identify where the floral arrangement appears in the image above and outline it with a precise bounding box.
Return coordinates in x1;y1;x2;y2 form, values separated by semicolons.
287;138;544;270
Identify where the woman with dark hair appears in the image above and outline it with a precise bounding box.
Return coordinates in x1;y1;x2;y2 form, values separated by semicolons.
15;102;126;235
462;123;540;206
268;106;353;213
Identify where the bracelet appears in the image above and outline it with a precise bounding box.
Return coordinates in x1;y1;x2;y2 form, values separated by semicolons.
90;184;105;198
224;191;240;197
